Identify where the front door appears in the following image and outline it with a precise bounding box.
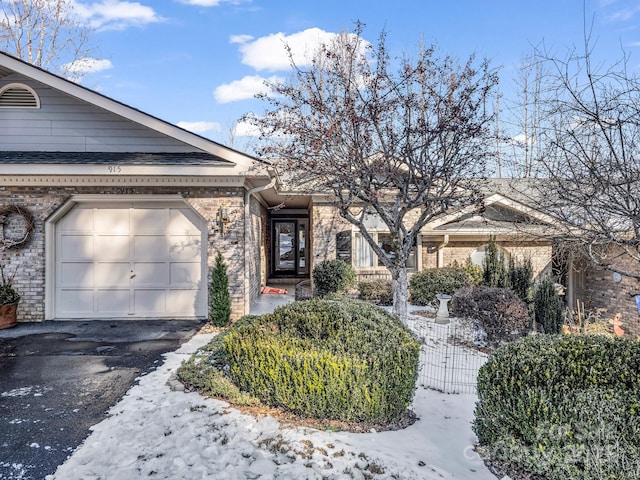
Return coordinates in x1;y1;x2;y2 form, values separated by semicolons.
272;219;308;277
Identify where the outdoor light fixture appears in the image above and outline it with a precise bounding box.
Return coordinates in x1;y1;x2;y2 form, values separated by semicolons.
217;206;229;233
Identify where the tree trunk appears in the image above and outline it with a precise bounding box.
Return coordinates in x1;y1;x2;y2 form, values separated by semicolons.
391;267;409;322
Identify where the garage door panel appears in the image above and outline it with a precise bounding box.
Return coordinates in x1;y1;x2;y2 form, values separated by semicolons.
132;209;166;233
95;209;130;234
169;235;202;260
134;262;169;287
167;289;199;316
95;235;130;261
60;263;93;287
60;289;94;313
59;208;94;232
134;289;166;314
170;262;200;286
97;289;130;313
95;263;130;287
60;235;94;260
168;209;200;235
134;235;168;261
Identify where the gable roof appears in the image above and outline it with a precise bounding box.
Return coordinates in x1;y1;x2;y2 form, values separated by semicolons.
0;51;260;172
424;192;558;234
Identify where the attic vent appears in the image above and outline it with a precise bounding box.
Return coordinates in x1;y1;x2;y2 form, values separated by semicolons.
0;83;40;108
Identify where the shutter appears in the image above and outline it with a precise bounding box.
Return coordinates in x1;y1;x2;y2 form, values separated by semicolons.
336;231;352;264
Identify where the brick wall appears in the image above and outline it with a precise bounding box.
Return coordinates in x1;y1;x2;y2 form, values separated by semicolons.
580;252;640;337
441;241;552;280
310;203;351;272
247;196;268;308
0;185;249;322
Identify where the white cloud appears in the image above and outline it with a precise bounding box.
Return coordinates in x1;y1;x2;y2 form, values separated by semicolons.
177;121;222;134
179;0;222;5
64;57;114;74
234;27;362;71
233;120;261;137
178;0;252;6
73;1;164;31
230;34;254;44
214;75;281;103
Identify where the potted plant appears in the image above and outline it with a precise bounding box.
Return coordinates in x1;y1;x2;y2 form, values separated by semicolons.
0;264;19;329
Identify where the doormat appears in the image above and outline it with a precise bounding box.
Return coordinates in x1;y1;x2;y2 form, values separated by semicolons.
261;286;288;295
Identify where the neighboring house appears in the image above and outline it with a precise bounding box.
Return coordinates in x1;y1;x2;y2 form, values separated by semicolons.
2;51;636;330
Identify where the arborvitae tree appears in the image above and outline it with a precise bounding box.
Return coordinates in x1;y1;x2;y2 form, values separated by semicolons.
482;237;508;287
508;256;533;306
533;277;564;334
209;251;231;327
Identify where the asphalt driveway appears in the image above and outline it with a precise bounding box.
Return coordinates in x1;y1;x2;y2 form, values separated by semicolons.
0;320;201;480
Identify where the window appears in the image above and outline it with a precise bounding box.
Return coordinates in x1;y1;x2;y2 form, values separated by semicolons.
0;83;40;108
470;244;510;267
354;232;417;269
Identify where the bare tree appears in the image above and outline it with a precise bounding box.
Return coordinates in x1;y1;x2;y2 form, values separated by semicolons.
532;33;640;281
246;24;498;318
509;55;546;178
0;0;94;78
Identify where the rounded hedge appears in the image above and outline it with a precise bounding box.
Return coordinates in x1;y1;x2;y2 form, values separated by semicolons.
408;267;469;305
475;335;640;479
223;298;420;424
312;259;356;296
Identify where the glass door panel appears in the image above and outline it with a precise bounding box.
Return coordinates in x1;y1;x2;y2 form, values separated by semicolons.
297;220;307;274
274;222;296;272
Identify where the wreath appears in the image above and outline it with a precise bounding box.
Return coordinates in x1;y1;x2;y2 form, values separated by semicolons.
0;205;35;249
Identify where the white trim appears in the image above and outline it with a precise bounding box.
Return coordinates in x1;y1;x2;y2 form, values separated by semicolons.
0;82;40;108
0;163;252;176
45;194;208;320
425;193;557;230
0;174;251;187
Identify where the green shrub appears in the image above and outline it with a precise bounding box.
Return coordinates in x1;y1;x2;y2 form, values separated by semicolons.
482;237;508;287
451;286;531;345
534;276;564;334
451;258;483;286
475;335;640;479
223;298;420;424
358;279;393;305
208;251;231;327
312;259;356;296
408;267;469;305
177;314;262;406
507;256;533;306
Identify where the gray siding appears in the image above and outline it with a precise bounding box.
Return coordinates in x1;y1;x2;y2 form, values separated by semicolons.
0;73;201;153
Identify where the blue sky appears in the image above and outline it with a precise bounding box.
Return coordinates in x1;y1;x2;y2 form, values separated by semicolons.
63;0;640;147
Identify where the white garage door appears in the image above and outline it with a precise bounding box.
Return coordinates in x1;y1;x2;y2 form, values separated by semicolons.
55;203;206;318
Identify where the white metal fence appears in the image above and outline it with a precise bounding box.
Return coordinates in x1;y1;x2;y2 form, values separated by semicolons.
408;317;489;394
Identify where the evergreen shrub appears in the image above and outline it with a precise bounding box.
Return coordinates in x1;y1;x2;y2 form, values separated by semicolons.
408;267;469;305
223;298;420;423
475;335;640;479
482;237;508;287
312;259;356;296
358;279;393;305
208;251;231;327
534;276;564;334
507;256;533;306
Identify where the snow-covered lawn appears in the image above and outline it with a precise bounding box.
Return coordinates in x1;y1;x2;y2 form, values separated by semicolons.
47;319;499;480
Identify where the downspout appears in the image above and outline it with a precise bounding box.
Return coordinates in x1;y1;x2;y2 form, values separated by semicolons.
437;234;450;268
244;180;276;315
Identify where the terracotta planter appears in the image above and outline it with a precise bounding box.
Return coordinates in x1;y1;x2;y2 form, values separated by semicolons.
0;303;18;329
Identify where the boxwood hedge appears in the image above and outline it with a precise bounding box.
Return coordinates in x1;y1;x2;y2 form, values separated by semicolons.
475;335;640;479
223;298;420;424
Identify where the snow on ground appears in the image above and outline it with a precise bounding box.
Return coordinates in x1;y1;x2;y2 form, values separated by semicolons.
47;317;499;480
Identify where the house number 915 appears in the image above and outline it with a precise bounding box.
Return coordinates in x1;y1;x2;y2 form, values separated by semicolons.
107;166;122;173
